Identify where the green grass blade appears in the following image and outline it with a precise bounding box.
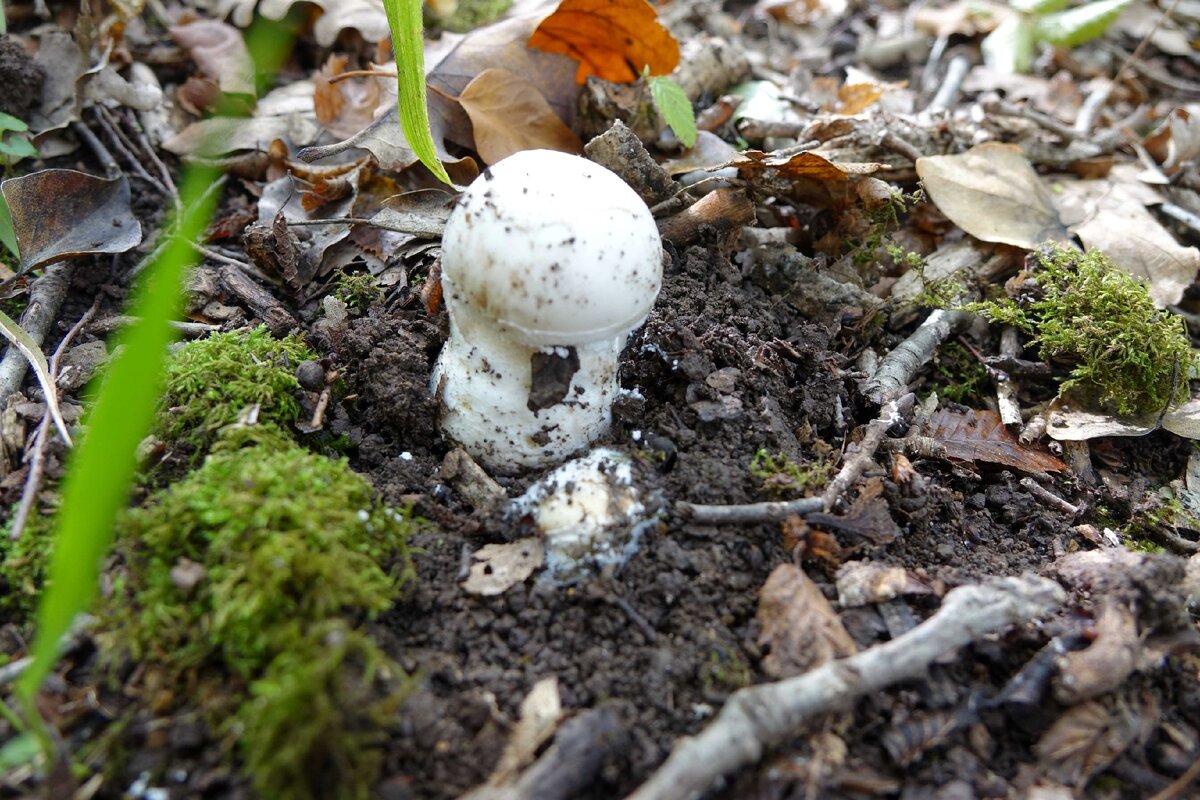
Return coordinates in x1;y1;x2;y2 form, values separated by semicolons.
15;165;220;705
1035;0;1131;47
383;0;453;185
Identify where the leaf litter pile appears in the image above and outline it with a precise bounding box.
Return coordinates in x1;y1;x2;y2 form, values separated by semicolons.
2;0;1200;798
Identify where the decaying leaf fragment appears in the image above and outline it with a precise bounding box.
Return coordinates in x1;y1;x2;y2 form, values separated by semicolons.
1053;600;1139;705
735;150;888;211
0;170;142;271
528;0;680;83
1034;700;1141;786
921;408;1068;473
757;563;857;678
836;560;933;608
916;142;1069;249
462;538;545;596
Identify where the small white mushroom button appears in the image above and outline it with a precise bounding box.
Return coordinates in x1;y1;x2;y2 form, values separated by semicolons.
431;149;664;471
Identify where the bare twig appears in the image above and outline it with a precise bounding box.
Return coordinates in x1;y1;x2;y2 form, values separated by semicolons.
91;107;170;196
70;121;120;179
862;310;973;405
822;392;916;511
995;327;1022;426
1148;755;1200;800
624;575;1066;800
675;496;824;525
1018;477;1079;516
10;301;99;541
926;55;970;114
88;316;220;338
0;261;75;408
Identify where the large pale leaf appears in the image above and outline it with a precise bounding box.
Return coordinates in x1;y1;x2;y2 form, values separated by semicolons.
926;408;1068;472
0;170;141;270
458;68;582;164
916;142;1067;248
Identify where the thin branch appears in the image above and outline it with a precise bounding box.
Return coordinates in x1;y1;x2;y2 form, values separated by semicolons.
624;575;1066;800
675;496;824;525
0;261;75;408
862;309;973;405
822;392;915;511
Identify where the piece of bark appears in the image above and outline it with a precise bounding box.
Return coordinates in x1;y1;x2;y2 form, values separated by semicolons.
218;264;296;336
657;187;754;247
585;120;683;207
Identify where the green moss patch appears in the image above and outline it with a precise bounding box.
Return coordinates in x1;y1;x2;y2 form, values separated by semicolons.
102;424;416;800
967;243;1198;416
157;327;315;451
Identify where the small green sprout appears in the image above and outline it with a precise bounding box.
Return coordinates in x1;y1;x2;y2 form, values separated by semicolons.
982;0;1131;73
750;450;832;497
966;243;1198;416
334;270;383;313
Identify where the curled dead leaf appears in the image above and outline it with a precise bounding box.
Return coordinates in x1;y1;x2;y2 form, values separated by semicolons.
757;563;857;678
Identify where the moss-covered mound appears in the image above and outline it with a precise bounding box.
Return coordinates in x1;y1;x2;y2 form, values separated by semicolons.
103;424;416;800
970;243;1198;416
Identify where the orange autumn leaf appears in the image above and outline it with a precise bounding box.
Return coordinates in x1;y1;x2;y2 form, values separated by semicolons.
528;0;680;84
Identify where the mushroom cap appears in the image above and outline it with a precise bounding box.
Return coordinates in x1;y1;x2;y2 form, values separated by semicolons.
440;149;663;346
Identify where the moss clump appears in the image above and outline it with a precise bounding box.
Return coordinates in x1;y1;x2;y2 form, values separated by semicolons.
930;341;989;406
0;513;54;620
749;450;831;497
333;270;382;313
967;244;1198;416
157;327;315;450
106;424;416;800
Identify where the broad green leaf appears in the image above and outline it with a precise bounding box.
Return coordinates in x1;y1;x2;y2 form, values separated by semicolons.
0;136;37;164
0;733;40;771
981;14;1037;73
1010;0;1069;14
382;0;452;185
1035;0;1130;47
0;112;29;134
648;75;697;148
0;309;74;446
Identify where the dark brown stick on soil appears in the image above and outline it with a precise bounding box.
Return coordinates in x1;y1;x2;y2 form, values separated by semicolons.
0;261;74;408
624;575;1066;800
675;496;824;525
862;309;973;405
656;187;755;246
822;392;916;511
218;265;297;336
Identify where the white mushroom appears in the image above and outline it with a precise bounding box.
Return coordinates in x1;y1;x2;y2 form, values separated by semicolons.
431;149;663;471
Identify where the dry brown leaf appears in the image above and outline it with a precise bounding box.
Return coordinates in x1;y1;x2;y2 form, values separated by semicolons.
300;14;577;170
528;0;679;84
1051;170;1199;308
757;563;857;678
313;55;384;140
165;81;320;157
736;150;885;211
458;68;582;164
926;408;1068;473
170;19;255;96
1034;701;1138;786
916;142;1068;249
0;170;142;270
836;561;933;607
461;538;545;596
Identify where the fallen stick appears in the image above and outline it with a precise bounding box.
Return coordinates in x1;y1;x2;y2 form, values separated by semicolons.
862;309;973;405
822;392;915;511
624;574;1066;800
675;496;823;525
0;261;74;408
